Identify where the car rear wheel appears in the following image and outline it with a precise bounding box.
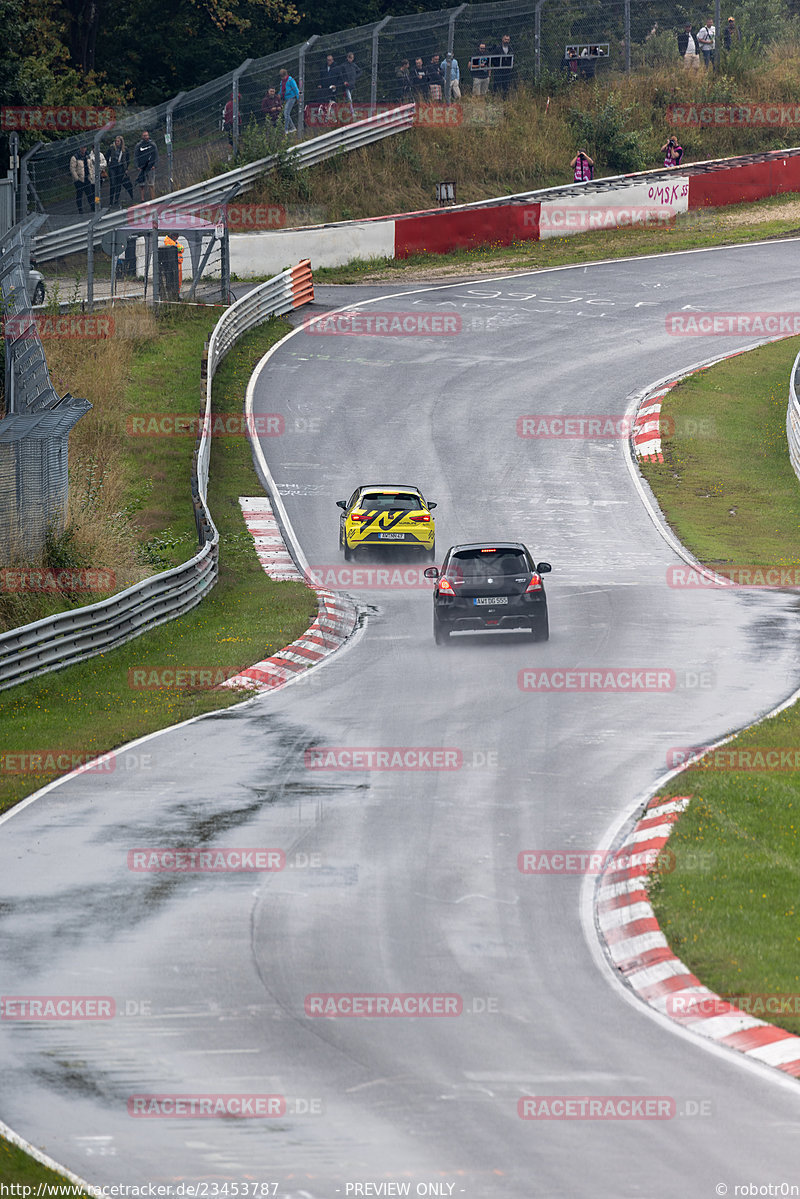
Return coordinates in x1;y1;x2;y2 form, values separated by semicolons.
433;615;450;645
426;543;436;563
32;282;45;305
343;541;354;561
532;611;549;642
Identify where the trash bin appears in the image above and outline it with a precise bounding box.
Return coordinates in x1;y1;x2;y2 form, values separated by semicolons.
158;245;180;300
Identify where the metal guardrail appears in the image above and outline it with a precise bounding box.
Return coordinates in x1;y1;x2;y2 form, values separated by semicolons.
32;107;414;263
786;349;800;485
0;260;314;691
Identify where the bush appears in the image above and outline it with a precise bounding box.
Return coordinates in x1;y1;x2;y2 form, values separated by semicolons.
569;92;648;173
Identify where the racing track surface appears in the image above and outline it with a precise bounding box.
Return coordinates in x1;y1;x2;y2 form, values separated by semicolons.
3;244;800;1196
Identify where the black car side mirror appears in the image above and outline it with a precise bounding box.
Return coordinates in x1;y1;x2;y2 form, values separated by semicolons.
536;562;552;573
428;502;437;510
336;500;347;509
423;567;439;579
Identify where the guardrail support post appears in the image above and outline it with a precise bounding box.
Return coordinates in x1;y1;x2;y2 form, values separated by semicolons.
298;35;319;138
166;92;186;192
372;17;392;107
535;0;546;82
232;60;252;159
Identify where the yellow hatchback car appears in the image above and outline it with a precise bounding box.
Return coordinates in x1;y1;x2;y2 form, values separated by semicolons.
337;485;437;561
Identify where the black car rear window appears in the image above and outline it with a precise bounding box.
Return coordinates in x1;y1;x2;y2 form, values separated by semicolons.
446;550;529;580
359;493;422;512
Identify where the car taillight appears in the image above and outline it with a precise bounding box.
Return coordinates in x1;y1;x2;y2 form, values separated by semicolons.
350;510;368;522
410;513;431;522
438;578;455;594
525;574;542;592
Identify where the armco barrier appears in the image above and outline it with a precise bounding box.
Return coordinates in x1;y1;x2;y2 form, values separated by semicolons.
32;106;414;264
787;349;800;486
227;145;800;276
0;261;314;691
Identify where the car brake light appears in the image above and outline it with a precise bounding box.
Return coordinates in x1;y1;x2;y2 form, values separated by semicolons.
350;510;368;522
525;574;542;592
410;513;430;522
438;578;455;594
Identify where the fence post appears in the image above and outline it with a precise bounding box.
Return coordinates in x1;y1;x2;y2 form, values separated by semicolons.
19;142;43;221
535;0;546;81
166;91;185;192
372;16;392;107
92;121;115;215
625;0;631;71
298;35;319;138
232;59;252;158
714;0;721;69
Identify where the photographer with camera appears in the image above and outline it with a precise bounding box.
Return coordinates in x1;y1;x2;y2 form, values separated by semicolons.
661;136;684;167
570;149;594;182
134;130;158;202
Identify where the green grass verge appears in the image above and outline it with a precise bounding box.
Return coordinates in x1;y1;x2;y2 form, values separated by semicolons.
0;1135;89;1188
0;315;316;816
641;336;800;1036
311;192;800;284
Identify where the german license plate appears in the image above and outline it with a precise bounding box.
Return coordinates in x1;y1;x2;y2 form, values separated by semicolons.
474;596;509;605
379;533;405;540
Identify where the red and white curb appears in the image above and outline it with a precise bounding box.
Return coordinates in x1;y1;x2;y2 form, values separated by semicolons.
631;383;677;462
596;794;800;1078
221;496;357;692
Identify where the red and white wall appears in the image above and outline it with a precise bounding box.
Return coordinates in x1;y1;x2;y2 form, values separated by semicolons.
227;147;800;277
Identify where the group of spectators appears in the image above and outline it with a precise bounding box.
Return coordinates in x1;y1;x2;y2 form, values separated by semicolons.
678;16;740;68
69;131;158;213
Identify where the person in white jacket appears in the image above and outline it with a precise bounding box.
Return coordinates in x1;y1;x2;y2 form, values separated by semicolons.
70;145;107;212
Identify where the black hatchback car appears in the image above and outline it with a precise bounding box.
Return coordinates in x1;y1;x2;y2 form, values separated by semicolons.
424;542;552;644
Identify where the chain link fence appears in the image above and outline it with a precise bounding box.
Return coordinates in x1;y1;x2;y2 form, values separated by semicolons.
0;217;91;561
20;0;728;226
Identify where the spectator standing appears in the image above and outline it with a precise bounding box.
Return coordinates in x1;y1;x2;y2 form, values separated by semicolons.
222;94;242;149
279;68;299;134
678;24;700;68
261;87;282;127
341;51;362;110
696;18;715;68
493;33;514;96
442;51;461;101
107;135;133;208
427;53;444;101
411;57;428;99
134;131;158;201
661;136;684;167
396;58;413;100
571;149;594;181
85;145;107;209
561;46;580;82
317;54;341;100
69;145;93;213
723;16;741;49
471;42;490;96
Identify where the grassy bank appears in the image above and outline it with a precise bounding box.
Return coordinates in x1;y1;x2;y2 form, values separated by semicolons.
0;314;315;816
641;337;800;1035
244;55;800;225
0;1137;89;1189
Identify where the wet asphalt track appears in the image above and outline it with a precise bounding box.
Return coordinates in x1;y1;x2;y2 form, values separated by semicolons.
3;243;800;1196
